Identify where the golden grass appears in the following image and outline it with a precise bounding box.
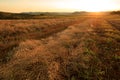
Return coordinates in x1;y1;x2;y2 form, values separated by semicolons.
0;15;120;80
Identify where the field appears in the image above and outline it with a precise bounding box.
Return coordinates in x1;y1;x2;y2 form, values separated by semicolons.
0;13;120;80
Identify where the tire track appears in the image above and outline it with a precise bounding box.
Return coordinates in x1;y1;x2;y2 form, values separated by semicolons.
0;18;119;80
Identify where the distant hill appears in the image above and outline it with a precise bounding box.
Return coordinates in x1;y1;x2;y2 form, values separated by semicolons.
0;11;119;19
0;12;33;19
72;11;87;14
110;11;120;15
0;11;73;19
22;12;72;15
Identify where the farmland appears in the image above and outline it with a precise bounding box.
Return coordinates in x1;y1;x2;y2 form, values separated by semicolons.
0;13;120;80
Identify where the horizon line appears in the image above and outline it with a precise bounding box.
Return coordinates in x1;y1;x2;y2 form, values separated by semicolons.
0;10;120;13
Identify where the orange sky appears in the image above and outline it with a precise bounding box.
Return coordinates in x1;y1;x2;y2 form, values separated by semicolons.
0;0;120;12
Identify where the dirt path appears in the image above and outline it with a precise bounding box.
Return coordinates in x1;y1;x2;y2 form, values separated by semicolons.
0;17;120;80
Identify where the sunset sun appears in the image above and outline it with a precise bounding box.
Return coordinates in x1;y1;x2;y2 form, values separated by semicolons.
79;0;118;12
55;0;119;12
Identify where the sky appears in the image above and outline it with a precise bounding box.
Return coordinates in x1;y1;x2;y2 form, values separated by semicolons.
0;0;120;12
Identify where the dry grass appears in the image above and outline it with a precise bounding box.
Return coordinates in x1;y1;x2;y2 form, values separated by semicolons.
0;15;120;80
0;18;84;64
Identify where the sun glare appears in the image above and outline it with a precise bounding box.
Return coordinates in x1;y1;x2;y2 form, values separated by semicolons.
81;0;117;12
55;0;118;12
0;0;119;12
